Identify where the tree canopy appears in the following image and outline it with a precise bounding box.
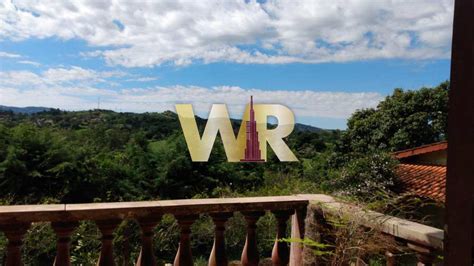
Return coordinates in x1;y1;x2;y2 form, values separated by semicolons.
341;81;448;153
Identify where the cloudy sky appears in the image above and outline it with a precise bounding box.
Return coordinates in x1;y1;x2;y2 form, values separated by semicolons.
0;0;453;129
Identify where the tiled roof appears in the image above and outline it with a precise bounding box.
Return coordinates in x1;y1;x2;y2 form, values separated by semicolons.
393;141;447;159
396;163;446;202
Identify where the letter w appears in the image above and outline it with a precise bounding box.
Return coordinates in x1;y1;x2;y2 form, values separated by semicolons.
175;104;245;162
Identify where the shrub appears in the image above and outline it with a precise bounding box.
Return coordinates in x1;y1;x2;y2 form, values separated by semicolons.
331;153;398;201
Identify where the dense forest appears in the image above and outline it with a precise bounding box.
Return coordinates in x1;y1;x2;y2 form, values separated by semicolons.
0;108;337;204
0;82;448;264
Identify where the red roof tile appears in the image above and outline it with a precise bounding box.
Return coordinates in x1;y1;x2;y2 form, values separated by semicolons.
396;163;446;202
393;141;447;159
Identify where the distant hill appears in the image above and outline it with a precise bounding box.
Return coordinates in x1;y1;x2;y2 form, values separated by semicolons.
0;105;52;114
230;118;328;133
294;123;325;132
0;106;331;132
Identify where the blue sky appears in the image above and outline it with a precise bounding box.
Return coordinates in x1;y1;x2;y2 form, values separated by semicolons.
0;0;454;129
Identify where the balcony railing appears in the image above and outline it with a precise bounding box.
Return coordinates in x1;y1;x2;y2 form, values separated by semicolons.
0;194;443;265
299;194;443;265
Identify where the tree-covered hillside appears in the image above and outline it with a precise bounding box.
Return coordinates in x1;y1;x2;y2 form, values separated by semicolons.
0;108;337;204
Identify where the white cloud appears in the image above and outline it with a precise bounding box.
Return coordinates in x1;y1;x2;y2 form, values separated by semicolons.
109;86;383;119
0;0;454;67
0;51;41;66
0;70;43;86
125;77;158;82
0;68;383;120
43;66;106;83
0;67;129;88
43;66;126;83
18;60;40;66
0;51;21;58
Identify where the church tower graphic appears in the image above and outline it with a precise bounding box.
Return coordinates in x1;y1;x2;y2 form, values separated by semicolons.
241;96;265;162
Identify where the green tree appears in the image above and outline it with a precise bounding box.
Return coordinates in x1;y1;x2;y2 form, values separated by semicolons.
342;82;448;153
330;152;398;201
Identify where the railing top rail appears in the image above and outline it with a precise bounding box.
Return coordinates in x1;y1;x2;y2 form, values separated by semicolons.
0;195;308;223
297;194;444;251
